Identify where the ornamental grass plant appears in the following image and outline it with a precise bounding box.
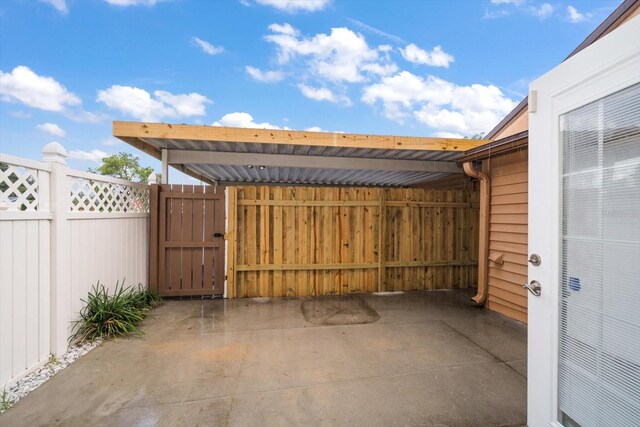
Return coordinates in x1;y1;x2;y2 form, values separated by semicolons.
69;281;161;344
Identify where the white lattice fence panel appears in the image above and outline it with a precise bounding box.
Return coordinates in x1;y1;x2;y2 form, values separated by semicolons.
69;177;149;213
0;162;40;211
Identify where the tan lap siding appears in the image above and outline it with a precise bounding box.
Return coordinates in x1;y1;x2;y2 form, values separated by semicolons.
486;150;528;323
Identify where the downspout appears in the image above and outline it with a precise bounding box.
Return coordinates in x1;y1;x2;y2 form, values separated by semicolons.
463;162;490;305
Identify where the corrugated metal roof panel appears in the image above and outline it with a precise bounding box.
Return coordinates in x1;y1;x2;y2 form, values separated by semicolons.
142;137;463;186
186;164;450;187
146;138;463;162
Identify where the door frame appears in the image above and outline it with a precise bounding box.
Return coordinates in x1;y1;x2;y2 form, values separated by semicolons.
528;16;640;426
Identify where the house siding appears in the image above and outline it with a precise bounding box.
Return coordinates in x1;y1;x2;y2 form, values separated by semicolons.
486;150;528;323
491;108;529;141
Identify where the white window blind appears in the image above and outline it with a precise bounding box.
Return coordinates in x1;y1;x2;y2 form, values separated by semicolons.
559;82;640;427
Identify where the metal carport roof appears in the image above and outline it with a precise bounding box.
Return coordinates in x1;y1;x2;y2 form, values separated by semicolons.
113;121;487;187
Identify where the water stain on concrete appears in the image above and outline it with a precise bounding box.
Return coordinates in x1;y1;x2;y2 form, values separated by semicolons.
196;344;249;362
301;295;380;325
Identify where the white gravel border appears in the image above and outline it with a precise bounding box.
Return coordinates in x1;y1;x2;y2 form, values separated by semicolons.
1;340;101;412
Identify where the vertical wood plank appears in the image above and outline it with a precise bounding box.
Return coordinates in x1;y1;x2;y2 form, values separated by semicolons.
245;186;257;297
169;187;183;291
158;185;170;293
181;185;194;292
148;184;159;293
378;191;386;292
191;186;204;293
259;186;270;297
226;186;238;298
203;190;215;295
213;186;226;295
296;188;308;296
271;187;282;297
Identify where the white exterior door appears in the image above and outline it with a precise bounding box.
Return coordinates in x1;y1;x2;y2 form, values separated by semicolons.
528;16;640;427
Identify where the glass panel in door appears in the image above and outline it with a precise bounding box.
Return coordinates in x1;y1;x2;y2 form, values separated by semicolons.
559;83;640;427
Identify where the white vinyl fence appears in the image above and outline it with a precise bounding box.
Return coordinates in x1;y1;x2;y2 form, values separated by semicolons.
0;143;150;388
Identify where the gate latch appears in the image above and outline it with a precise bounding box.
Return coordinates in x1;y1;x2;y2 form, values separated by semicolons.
213;232;224;238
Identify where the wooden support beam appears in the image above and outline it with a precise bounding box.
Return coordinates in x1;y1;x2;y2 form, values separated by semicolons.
167;149;462;174
235;260;477;272
238;200;379;207
385;260;478;268
236;199;476;208
236;262;379;272
113;121;488;152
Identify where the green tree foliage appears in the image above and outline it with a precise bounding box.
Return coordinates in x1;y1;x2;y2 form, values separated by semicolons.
89;152;154;183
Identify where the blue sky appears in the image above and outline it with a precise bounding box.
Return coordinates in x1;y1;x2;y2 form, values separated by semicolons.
0;0;620;183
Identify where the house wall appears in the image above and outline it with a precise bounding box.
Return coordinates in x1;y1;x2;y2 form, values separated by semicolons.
491;109;528;141
485;149;529;323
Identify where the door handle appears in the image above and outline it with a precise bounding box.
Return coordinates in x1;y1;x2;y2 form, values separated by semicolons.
523;280;542;296
213;232;224;238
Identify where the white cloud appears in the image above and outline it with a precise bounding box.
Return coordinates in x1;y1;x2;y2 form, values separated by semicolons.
10;111;31;119
567;6;588;23
253;0;331;13
96;85;211;121
102;137;123;146
346;18;406;44
0;66;81;112
192;37;224;55
490;0;524;4
67;110;106;123
362;71;517;135
531;3;553;19
298;84;351;105
69;149;108;162
245;66;285;83
482;9;511;19
37;122;66;137
487;0;554;20
212;112;283;129
40;0;68;14
104;0;159;6
434;131;465;138
268;23;299;36
400;44;454;68
304;126;324;132
264;23;397;83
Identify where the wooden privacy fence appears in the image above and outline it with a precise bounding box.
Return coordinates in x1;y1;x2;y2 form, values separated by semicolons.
226;186;479;298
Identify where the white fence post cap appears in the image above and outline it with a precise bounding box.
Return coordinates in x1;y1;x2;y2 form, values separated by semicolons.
42;141;68;165
148;172;158;185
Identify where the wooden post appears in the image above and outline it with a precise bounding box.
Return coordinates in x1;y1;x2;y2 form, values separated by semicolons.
161;149;169;184
225;186;238;298
378;190;386;292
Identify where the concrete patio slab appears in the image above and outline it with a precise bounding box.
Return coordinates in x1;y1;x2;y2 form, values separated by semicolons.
0;290;527;426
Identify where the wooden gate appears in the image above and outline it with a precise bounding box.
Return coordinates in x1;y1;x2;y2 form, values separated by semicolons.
149;184;225;297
